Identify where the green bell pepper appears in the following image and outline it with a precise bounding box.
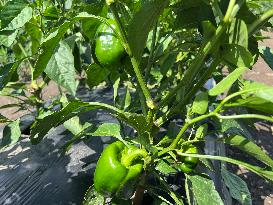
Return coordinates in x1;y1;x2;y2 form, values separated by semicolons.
178;145;199;173
94;141;147;198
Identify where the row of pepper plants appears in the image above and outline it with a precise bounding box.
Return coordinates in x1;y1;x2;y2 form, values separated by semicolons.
1;0;273;204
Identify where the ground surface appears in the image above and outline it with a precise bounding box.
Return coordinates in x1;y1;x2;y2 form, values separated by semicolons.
0;32;272;204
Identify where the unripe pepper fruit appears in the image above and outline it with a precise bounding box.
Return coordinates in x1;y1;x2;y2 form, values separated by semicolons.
95;19;126;68
94;141;147;198
178;145;199;173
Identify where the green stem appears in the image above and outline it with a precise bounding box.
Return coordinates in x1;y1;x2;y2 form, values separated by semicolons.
248;8;273;36
156;58;221;126
214;113;273;123
158;0;237;110
111;4;156;110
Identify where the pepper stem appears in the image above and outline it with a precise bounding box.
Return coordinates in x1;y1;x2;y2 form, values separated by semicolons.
121;149;148;168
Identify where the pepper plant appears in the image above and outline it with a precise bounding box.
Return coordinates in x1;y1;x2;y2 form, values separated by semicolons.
1;0;273;204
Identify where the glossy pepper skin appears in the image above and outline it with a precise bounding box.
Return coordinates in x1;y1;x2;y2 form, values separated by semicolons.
178;145;198;173
94;141;147;198
95;19;125;67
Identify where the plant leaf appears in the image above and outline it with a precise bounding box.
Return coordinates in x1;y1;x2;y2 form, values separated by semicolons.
86;64;110;88
87;123;125;142
1;119;21;147
228;18;248;48
33;12;105;79
0;30;18;47
187;174;224;205
155;160;177;175
128;0;169;62
0;62;20;90
0;0;31;30
45;40;77;96
209;67;247;96
192;91;208;114
222;44;253;68
222;168;252;205
220;135;273;167
30;100;147;144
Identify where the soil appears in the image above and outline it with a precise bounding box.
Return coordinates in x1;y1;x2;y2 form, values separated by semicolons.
0;32;273;204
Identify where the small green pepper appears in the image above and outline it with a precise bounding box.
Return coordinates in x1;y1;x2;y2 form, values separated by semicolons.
94;141;147;198
178;145;199;173
95;19;125;68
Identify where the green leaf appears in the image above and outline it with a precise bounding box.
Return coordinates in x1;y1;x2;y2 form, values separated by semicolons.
1;119;21;147
160;53;177;76
44;6;59;19
113;77;120;104
192;92;208;114
226;81;273;114
83;186;104;205
123;87;131;111
0;62;20;90
30;101;114;144
0;114;10;123
30;100;146;144
45;40;77;96
201;20;216;44
64;116;84;135
128;0;169;62
187;174;224;205
228;18;248;48
220;119;253;140
259;46;273;71
0;0;31;30
25;19;43;54
33;12;104;79
220;135;273;167
155;160;177;175
222;168;252;205
195;123;208;139
86;64;110;88
88;123;123;142
209;67;247;96
222;44;253;68
0;30;18;47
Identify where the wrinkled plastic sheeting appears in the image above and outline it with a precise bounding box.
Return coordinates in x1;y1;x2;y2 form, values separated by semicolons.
0;87;119;205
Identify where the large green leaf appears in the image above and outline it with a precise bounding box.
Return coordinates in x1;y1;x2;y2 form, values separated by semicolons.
30;100;147;144
220;119;253;140
220;135;273;167
128;0;169;62
228;18;248;48
86;64;110;88
222;44;253;68
87;123;124;142
1;119;21;147
0;30;18;47
222;168;252;205
33;12;105;79
187;174;224;205
226;81;273;114
0;0;31;30
192;91;208;114
44;40;77;96
209;67;247;96
0;62;20;90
